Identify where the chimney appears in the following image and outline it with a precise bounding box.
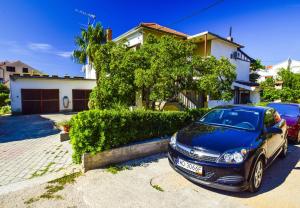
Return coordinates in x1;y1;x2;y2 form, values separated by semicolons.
227;26;233;41
106;28;112;41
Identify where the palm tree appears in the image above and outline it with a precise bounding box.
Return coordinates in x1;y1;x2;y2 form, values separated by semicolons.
73;22;107;81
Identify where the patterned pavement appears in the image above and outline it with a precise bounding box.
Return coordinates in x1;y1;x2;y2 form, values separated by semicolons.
0;114;74;186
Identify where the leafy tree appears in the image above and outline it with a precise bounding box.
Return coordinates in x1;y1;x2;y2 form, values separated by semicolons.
89;41;136;109
135;35;236;108
250;59;264;82
90;34;237;109
260;69;300;102
73;23;106;80
134;35;196;108
194;56;236;101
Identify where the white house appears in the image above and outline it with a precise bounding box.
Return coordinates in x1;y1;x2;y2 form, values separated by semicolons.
0;60;42;87
257;58;300;82
85;23;260;108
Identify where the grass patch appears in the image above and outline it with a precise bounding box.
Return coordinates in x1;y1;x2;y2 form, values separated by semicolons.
48;172;82;186
24;197;39;204
24;172;82;205
106;165;130;174
30;162;55;178
151;184;164;192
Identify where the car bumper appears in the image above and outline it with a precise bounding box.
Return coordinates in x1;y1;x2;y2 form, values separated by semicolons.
168;147;249;192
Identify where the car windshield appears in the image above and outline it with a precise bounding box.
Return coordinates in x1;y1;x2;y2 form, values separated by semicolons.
199;108;260;130
267;104;299;117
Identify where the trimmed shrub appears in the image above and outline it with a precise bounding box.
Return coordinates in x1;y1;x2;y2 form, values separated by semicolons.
70;108;209;163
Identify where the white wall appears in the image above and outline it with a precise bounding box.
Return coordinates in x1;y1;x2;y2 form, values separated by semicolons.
10;78;96;113
211;39;250;81
84;64;97;79
208;99;234;108
250;91;260;104
124;31;143;47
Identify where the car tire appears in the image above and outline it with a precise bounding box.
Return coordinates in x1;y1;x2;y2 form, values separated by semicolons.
249;159;264;193
280;136;288;158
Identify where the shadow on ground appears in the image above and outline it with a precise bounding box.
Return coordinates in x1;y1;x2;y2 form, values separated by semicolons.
0;114;60;143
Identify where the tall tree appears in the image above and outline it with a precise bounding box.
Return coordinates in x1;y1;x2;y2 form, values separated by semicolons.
73;23;106;81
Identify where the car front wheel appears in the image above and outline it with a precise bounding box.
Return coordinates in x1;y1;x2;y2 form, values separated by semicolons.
249;159;264;192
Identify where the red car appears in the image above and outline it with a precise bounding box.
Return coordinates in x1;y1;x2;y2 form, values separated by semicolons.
267;103;300;143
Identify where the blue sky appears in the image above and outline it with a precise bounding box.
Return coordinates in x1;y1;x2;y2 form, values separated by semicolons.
0;0;299;76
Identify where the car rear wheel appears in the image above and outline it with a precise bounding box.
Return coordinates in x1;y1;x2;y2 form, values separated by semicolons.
249;159;264;192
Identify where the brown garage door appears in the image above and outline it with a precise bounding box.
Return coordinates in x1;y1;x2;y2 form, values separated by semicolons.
72;89;92;112
21;89;59;114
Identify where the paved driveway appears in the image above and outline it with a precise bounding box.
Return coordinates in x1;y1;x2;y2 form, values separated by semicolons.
1;145;299;207
0;113;75;186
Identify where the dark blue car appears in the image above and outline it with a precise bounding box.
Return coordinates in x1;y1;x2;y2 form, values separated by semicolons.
168;105;288;192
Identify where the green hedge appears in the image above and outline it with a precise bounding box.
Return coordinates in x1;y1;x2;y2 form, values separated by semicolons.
69;108;209;163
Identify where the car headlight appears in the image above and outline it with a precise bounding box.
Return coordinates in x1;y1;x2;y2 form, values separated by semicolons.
218;148;248;164
170;132;177;148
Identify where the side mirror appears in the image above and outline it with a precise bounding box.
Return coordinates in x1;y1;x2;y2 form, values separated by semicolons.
266;126;283;134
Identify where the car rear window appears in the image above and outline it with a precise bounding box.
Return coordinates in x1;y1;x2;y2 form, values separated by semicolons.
199;108;260;130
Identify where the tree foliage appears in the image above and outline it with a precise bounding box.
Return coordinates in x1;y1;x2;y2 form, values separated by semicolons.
73;23;106;65
89;41;136;109
260;68;300;103
250;59;264;82
0;84;10;107
89;34;237;109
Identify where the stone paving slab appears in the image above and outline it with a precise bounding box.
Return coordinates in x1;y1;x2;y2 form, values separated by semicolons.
0;114;75;187
0;134;73;186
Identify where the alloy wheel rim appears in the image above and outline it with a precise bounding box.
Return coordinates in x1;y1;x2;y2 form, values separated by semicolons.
254;161;263;189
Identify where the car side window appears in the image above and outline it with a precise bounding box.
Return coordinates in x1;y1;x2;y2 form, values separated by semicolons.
264;109;275;128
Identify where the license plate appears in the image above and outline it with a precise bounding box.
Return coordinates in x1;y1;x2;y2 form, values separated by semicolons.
176;158;203;175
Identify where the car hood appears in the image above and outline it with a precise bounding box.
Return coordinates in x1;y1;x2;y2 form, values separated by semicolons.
177;123;260;154
280;115;299;126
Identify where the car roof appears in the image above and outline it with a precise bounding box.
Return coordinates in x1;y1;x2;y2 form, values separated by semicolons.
267;102;300;107
214;105;269;112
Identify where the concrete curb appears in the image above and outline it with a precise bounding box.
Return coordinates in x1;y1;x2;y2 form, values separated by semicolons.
82;138;169;172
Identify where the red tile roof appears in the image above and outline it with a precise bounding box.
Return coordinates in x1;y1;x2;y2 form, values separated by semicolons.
140;23;188;37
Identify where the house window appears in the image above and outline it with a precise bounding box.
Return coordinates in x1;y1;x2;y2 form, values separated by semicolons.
23;68;29;73
6;66;15;72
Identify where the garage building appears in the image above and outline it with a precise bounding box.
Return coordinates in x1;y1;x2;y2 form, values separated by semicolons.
10;75;96;114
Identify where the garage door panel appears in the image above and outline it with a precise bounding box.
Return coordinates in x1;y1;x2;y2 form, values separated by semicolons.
41;101;59;113
21;89;59;114
42;89;59;100
21;89;41;100
22;101;41;114
72;90;91;112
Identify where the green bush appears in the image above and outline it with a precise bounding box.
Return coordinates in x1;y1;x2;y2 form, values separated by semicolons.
69;108;209;163
0;93;9;107
0;106;11;115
